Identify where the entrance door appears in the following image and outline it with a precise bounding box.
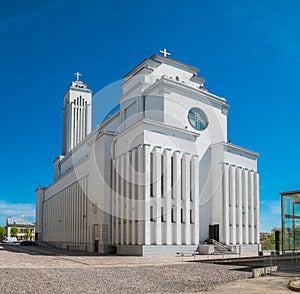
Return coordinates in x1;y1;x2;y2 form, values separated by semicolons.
209;224;219;242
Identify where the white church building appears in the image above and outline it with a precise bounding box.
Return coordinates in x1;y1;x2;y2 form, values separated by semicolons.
36;51;260;256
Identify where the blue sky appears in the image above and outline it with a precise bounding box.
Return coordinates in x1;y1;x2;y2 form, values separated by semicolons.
1;0;300;232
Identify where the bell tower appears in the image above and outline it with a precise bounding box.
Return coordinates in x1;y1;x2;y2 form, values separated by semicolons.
62;72;92;155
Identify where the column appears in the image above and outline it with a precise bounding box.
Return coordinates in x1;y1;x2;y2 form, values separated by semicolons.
83;178;87;244
137;145;145;245
243;169;249;244
249;171;255;244
182;153;191;245
125;152;131;245
131;148;137;245
236;167;243;244
164;149;172;245
254;172;260;244
153;146;162;245
111;162;115;244
115;157;120;244
191;155;199;244
230;165;236;245
120;154;126;245
173;151;182;245
144;145;151;245
223;163;230;244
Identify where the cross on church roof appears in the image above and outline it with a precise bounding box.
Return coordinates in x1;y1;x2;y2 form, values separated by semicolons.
74;72;82;81
160;48;171;58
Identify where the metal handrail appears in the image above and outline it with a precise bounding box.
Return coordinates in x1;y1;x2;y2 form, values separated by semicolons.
211;239;232;252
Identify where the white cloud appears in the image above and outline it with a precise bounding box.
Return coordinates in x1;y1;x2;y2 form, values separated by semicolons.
0;201;35;226
260;200;282;232
261;200;281;215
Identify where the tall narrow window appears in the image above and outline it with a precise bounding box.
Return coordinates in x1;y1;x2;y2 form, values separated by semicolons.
190;161;193;201
150;153;153;197
161;154;164;198
171;208;175;223
190;209;193;224
171;157;174;199
181;208;185;223
181;158;183;200
161;207;164;222
150;206;154;222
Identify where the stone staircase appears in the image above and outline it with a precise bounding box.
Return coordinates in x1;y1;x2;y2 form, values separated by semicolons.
210;239;235;255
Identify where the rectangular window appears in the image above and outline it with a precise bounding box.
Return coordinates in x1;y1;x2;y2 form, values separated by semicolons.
129;182;132;199
171;157;174;199
190;161;193;201
150;153;153;197
150;206;154;222
171;208;175;223
161;155;164;198
181;159;183;200
181;208;185;223
190;209;193;224
161;207;164;222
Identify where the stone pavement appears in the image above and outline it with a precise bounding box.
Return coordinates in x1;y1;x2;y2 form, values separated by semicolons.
203;275;295;293
0;244;299;293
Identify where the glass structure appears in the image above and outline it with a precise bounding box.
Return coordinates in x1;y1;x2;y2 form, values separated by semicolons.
281;191;300;252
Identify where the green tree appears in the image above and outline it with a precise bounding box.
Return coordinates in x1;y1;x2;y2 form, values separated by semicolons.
25;227;33;241
262;227;282;251
0;226;6;242
10;226;18;237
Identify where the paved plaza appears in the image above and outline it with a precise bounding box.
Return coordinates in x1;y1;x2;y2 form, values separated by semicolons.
0;244;296;293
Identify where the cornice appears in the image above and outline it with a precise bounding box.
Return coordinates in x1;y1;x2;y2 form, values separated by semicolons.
119;81;149;102
112;118;200;143
123;58;161;80
142;76;228;109
143;76;229;108
150;54;199;73
121;67;154;89
211;142;259;157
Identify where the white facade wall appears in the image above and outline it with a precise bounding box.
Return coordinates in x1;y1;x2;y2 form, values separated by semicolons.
111;144;200;247
221;163;259;245
37;54;260;256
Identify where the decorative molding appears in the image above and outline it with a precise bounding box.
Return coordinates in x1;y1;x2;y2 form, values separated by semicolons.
143;76;228;108
222;106;229;115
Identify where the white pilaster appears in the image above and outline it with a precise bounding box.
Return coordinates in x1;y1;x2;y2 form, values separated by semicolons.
115;157;120;244
223;164;230;244
137;145;145;245
163;149;172;245
120;154;126;245
249;171;255;244
125;152;131;245
237;167;243;244
230;165;236;245
243;169;249;244
131;148;137;245
153;146;162;245
182;153;191;245
144;144;151;245
173;151;182;245
191;155;199;245
254;172;260;244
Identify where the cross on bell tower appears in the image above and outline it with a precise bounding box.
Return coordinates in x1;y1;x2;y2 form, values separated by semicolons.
74;71;82;81
159;48;171;58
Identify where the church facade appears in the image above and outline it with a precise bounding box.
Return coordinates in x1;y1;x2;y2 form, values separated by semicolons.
36;52;260;255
